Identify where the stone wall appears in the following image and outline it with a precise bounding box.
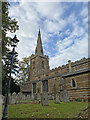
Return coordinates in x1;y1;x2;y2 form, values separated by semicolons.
21;57;90;102
65;73;90;101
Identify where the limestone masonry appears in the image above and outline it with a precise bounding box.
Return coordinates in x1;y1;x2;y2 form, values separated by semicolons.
21;29;90;102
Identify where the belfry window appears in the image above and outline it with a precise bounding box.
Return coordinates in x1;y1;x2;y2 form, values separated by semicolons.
42;61;44;69
72;79;76;88
33;61;35;69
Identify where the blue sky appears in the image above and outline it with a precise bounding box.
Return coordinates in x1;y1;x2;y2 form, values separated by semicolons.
8;1;88;69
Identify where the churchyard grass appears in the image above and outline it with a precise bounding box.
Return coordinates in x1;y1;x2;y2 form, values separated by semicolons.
2;101;88;118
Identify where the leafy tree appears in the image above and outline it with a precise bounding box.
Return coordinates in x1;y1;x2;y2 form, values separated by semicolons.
16;57;30;85
2;2;20;95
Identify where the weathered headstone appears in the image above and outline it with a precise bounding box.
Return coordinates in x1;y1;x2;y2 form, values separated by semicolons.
27;95;31;101
31;93;34;101
8;94;12;104
11;92;16;104
37;93;41;100
63;90;69;102
60;90;69;102
60;91;63;102
41;93;48;106
33;93;37;100
55;93;60;104
48;94;53;100
16;92;22;104
22;94;25;101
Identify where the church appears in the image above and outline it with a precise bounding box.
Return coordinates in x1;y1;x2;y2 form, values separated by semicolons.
21;29;90;102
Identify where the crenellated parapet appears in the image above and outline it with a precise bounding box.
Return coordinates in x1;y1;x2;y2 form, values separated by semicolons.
47;57;89;77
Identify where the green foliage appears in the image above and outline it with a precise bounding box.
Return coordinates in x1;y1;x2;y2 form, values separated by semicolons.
2;2;19;56
2;2;19;95
75;98;82;102
16;57;30;85
5;101;88;118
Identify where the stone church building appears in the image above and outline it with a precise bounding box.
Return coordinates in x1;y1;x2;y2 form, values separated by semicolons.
21;29;90;102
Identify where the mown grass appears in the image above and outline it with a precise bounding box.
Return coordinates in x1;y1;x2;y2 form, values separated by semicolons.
2;100;88;118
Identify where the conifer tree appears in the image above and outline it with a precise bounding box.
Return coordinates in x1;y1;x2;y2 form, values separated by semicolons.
2;2;20;95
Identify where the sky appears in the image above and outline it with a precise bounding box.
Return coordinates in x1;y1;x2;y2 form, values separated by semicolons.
7;1;88;69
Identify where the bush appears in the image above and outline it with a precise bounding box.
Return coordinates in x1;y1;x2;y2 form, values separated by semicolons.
75;98;82;102
88;98;90;102
84;99;86;102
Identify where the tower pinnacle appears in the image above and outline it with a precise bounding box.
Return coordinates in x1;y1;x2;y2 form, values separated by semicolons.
35;28;43;55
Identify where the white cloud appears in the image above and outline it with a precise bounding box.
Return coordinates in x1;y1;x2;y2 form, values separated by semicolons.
8;2;88;69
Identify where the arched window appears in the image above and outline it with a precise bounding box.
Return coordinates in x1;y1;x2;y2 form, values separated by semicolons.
72;79;76;87
42;61;44;69
33;61;35;69
33;83;36;93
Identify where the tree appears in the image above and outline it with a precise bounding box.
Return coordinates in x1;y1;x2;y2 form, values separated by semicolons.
16;57;30;85
2;2;20;95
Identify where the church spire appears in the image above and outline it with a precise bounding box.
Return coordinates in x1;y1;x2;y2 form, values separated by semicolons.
35;28;43;55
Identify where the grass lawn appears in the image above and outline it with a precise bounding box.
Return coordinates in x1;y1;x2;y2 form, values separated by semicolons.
2;100;88;118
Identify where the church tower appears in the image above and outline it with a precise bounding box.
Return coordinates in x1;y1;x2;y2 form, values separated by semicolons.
29;29;50;81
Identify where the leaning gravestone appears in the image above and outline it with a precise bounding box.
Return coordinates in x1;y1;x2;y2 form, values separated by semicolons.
55;93;60;104
11;92;16;104
41;93;48;106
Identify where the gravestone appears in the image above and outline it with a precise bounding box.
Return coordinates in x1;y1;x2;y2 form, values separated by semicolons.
48;94;53;100
22;94;25;101
8;94;12;104
33;93;37;100
60;90;69;102
31;93;34;101
60;91;63;102
16;92;22;104
37;93;41;100
63;90;69;102
41;93;48;106
55;93;60;104
27;95;30;101
11;92;16;104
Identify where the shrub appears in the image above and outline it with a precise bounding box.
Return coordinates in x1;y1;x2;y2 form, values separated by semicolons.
75;98;82;102
84;99;86;102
